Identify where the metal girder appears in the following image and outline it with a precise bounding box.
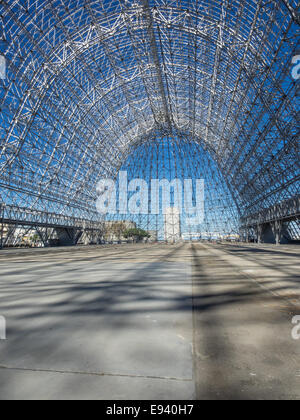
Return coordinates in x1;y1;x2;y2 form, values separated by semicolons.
0;204;104;231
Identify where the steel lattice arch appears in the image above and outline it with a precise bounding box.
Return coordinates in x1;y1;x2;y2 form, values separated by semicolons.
0;0;299;246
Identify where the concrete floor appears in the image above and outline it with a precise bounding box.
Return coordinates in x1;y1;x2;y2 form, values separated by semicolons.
0;243;299;400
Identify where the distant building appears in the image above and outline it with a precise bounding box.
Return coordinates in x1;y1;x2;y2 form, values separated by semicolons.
164;208;181;243
102;220;137;243
104;220;136;231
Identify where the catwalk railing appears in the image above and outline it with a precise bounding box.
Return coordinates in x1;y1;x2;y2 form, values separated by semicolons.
0;204;104;231
240;196;300;228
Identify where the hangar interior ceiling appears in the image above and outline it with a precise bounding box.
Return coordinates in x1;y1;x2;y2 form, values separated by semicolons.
0;0;299;240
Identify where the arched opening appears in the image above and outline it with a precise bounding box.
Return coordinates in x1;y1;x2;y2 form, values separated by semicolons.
99;135;240;243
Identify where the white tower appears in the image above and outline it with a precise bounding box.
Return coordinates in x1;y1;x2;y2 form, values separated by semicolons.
164;207;181;243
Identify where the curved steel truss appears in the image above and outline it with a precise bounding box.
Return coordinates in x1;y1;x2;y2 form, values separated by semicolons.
0;0;299;242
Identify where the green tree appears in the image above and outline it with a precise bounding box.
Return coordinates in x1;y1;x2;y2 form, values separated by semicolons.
123;228;150;242
30;234;40;246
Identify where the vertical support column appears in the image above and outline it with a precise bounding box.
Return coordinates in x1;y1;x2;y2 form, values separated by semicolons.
0;203;4;250
246;228;250;243
272;220;283;246
257;224;263;244
36;227;50;248
74;229;83;245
